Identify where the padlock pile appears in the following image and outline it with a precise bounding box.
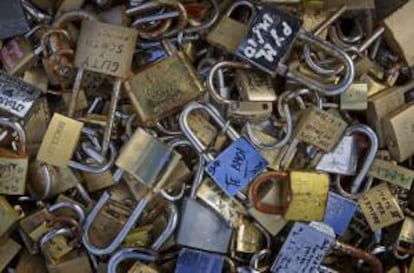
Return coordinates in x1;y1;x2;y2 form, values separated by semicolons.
1;0;414;272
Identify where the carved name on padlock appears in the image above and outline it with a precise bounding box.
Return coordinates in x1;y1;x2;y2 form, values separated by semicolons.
369;159;414;190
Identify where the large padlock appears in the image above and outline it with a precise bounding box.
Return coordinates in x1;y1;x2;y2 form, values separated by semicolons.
367;80;414;147
124;41;205;127
207;61;275;122
382;1;414;67
180;102;268;197
0;118;29;195
382;103;414;162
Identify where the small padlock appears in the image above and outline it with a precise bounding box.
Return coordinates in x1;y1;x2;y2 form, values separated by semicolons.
0;0;30;39
0;196;19;239
0;71;42;118
180;102;268;197
358;183;404;231
37;113;84;167
208;61;274;122
271;223;335;273
234;68;276;102
0;118;28;195
107;248;156;273
124;40;205;127
207;1;256;53
340;81;369;111
383;103;414;162
369;158;414;190
0;238;22;272
175;248;228;273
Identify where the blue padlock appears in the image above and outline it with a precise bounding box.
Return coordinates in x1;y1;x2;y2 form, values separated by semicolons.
180;102;268;197
323;192;357;236
175;248;225;273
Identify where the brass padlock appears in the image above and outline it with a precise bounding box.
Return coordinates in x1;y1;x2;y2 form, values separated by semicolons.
234;217;263;254
0;238;21;272
37;113;84;167
382;1;414;67
383;103;414;162
340;82;368;111
358;183;404;231
74;20;138;78
124;41;204;127
0;118;29;195
187;111;218;147
234;69;276;102
207;1;255;53
46;250;93;273
367;80;414;147
369;159;414;190
0;196;19;239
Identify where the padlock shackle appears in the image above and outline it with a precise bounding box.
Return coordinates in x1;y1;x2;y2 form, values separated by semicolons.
151;201;178;251
250;248;272;272
246;103;293;150
287;31;355;96
0;118;27;155
52;10;98;29
226;0;256;22
82;191;150;256
179;102;240;162
333;241;383;273
335;124;378;199
207;61;252;105
69;140;117;174
48;201;85;224
107;248;157;273
129;0;188;39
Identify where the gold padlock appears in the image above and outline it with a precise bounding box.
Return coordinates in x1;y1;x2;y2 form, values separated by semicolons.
340;81;368;111
0;238;21;272
187;111;218;147
0;119;29;195
234;69;276;102
124;41;204;127
383;103;414;162
0;196;19;239
358;183;404;231
46;250;93;273
367;80;414;147
369;158;414;190
37;113;84;167
382;0;414;67
74;20;138;78
235;218;262;253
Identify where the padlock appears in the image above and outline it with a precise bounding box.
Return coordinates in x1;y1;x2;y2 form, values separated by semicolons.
107;248;156;273
235;5;354;96
382;1;414;67
315;135;358;175
290;106;348;153
335;124;378;199
0;34;43;76
0;0;30;39
207;1;256;53
180;102;268;197
23;68;49;93
116;128;182;190
40;228;77;262
271;223;335;273
0;238;22;272
0;118;28;195
208;61;274;121
234;217;263;254
0;71;43;118
28;161;81;199
382;103;414;162
175;248;228;273
46;250;93;273
124;40;205;127
0;196;19;239
15;250;48;273
74;20;138;78
82;171;116;192
369;158;414;190
322;192;358;236
249;170;329;221
234;65;276;102
176;197;233;254
358;183;404;231
367;80;414;147
37;113;84;167
187;111;218;147
196;178;248;227
340;81;369;111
